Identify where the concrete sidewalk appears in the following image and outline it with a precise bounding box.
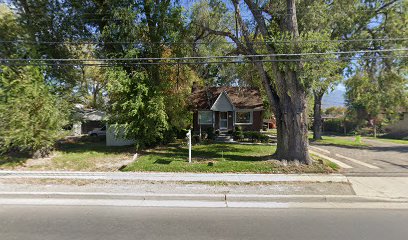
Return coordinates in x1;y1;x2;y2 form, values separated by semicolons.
0;170;347;182
1;170;407;208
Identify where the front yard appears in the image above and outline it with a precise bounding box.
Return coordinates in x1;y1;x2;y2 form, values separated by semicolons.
0;136;135;171
123;143;337;173
0;137;337;173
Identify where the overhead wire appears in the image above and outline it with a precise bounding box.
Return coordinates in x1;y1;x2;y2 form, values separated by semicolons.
1;55;407;67
0;38;407;46
1;48;407;63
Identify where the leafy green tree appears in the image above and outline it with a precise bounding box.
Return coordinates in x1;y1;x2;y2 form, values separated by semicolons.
346;70;408;137
191;0;342;163
0;66;68;156
345;0;407;137
106;68;168;148
0;4;28;59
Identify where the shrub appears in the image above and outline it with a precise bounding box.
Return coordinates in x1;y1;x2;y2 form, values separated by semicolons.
259;134;270;143
0;67;68;156
323;119;357;134
206;127;215;140
233;130;244;141
242;131;267;142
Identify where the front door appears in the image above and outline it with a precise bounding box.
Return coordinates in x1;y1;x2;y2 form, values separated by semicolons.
220;112;228;130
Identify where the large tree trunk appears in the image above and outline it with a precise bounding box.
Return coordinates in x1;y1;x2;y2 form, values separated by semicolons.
313;91;324;140
244;0;311;164
274;89;310;163
205;0;311;163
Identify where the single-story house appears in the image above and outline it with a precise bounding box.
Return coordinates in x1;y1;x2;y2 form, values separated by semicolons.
72;104;106;136
189;84;264;132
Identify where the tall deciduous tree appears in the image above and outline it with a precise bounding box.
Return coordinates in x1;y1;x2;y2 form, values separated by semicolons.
345;0;407;137
192;0;314;163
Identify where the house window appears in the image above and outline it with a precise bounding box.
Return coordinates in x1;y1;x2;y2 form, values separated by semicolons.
235;111;252;124
199;111;213;124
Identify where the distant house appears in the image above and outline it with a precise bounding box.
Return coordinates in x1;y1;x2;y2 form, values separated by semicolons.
72;104;106;136
189;84;264;132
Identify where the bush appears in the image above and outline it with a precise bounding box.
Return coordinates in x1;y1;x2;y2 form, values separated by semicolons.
0;67;68;156
259;134;269;143
232;126;242;140
206;127;215;140
241;131;269;142
233;130;244;141
323;119;357;134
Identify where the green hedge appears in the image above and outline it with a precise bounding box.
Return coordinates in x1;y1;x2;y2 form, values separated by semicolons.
323;119;357;134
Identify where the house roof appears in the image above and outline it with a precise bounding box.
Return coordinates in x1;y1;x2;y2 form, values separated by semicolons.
189;86;263;110
73;104;106;121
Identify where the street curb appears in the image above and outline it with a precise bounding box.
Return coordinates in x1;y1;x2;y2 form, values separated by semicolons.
0;171;348;183
1;192;406;203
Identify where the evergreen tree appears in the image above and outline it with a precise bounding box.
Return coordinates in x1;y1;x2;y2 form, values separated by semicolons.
0;66;68;156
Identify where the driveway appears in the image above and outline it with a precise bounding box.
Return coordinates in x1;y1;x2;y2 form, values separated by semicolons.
310;137;408;176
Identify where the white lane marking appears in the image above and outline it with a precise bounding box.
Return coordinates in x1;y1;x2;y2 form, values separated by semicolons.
309;150;353;169
335;154;380;169
310;146;330;154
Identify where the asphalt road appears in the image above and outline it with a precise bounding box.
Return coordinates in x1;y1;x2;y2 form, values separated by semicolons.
311;137;408;176
1;206;408;240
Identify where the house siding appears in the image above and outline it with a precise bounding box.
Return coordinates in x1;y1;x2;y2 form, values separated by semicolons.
211;92;234;111
239;110;263;131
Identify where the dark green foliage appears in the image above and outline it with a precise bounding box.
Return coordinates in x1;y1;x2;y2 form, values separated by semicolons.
0;66;68;155
323;119;357;135
106;68;168;149
233;130;244;141
233;131;269;143
206;127;215;140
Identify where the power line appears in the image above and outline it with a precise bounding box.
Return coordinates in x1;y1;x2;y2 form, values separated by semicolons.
0;38;407;46
1;48;406;62
11;2;402;18
1;55;407;67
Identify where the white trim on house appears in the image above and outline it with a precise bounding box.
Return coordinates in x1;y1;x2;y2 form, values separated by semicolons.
235;110;253;125
198;110;213;125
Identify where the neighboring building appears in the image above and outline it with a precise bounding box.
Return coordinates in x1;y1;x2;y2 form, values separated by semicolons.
106;124;135;146
72;104;106;136
189;85;264;132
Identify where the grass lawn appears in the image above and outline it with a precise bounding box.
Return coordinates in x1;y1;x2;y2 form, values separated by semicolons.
310;135;368;148
0;136;135;171
364;137;408;145
123;142;338;173
1;137;338;173
0;156;27;168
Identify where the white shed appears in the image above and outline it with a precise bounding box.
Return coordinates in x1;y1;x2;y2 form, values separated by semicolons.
106;124;135;146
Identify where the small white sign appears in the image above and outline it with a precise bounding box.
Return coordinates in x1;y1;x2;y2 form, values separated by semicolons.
186;130;192;163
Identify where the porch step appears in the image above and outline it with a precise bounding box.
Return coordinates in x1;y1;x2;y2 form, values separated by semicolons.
215;134;234;143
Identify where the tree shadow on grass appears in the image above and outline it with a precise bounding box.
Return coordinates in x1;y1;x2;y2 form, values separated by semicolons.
0;154;29;167
56;136;135;155
150;146;272;162
154;159;172;164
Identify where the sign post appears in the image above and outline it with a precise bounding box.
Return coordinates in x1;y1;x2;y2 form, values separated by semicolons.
186;129;192;163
